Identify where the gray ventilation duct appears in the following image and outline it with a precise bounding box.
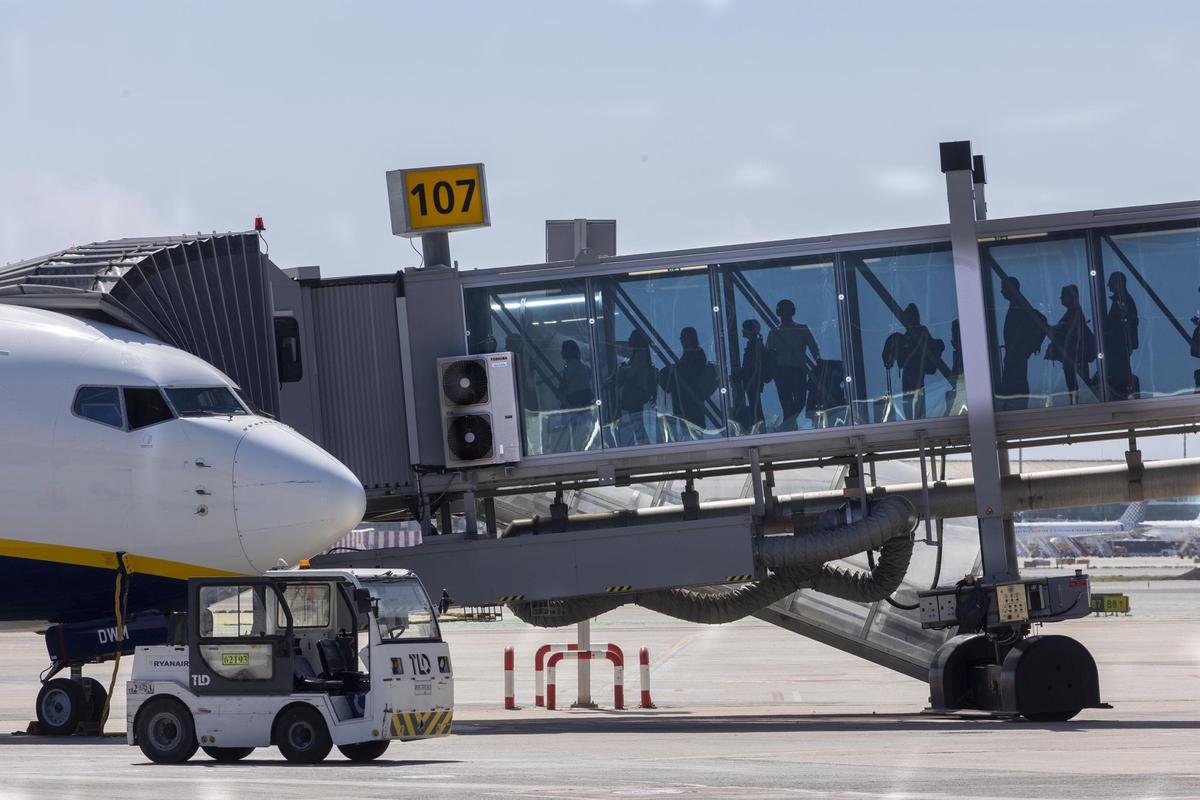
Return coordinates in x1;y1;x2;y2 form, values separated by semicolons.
509;496;918;627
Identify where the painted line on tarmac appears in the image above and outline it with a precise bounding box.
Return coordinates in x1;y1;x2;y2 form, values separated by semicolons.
650;633;697;671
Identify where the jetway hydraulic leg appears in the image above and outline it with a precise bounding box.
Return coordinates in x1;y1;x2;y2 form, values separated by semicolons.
929;141;1105;721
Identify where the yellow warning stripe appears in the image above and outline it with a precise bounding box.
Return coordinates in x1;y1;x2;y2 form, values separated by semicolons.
389;709;453;738
497;594;525;602
725;574;753;583
605;585;632;593
0;538;243;580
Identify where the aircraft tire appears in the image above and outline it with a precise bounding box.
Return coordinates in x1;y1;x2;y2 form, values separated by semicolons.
136;696;199;763
276;705;332;764
35;678;89;736
202;746;256;762
338;740;390;762
81;677;109;724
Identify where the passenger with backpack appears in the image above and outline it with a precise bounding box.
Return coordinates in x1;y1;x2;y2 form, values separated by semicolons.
1045;284;1098;405
613;328;658;446
766;299;820;431
658;326;717;436
731;318;769;433
996;276;1048;410
883;303;944;421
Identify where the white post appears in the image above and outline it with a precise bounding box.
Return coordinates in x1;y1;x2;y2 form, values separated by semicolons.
573;619;595;708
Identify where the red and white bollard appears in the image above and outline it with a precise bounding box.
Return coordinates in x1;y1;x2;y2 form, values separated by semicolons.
503;646;516;710
639;647;655;708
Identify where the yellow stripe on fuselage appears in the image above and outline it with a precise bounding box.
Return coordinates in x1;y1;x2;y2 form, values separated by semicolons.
0;538;246;580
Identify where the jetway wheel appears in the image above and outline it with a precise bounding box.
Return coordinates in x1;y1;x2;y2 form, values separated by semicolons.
35;678;88;736
202;746;256;762
1001;635;1100;723
338;740;391;762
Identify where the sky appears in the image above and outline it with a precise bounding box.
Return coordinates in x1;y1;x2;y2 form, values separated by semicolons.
1;1;1198;462
1;1;1198;277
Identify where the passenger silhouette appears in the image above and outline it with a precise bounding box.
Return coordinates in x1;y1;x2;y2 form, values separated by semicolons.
659;326;713;433
1103;271;1140;400
555;339;594;451
944;319;966;415
883;303;944;421
731;318;768;432
613;328;657;446
767;299;819;430
1191;286;1200;393
996;276;1048;411
504;333;540;411
1045;284;1097;405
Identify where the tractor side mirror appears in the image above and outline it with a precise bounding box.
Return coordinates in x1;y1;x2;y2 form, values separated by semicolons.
354;588;373;615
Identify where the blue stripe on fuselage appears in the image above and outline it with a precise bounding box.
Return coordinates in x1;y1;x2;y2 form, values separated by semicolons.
0;556;186;625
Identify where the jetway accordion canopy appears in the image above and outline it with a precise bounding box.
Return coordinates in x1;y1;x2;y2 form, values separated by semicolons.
0;232;280;417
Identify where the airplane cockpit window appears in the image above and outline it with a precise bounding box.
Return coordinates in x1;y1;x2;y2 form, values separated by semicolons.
165;386;250;417
124;387;175;430
72;386;123;429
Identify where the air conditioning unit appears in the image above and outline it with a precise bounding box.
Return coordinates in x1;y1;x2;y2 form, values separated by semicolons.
438;352;522;467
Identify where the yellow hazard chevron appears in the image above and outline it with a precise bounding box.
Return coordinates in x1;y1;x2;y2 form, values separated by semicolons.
389;708;453;739
726;574;753;583
604;585;632;593
497;594;525;602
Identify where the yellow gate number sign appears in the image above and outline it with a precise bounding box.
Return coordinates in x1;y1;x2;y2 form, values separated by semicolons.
386;163;490;237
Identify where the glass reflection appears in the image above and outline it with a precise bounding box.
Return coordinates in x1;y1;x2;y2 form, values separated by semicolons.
463;281;599;455
845;245;959;423
983;235;1100;408
595;268;724;445
1098;224;1200;398
719;257;848;434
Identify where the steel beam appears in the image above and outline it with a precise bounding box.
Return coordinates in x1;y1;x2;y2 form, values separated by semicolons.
941;141;1017;584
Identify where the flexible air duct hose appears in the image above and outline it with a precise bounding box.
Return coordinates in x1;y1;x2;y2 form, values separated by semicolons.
508;496;919;627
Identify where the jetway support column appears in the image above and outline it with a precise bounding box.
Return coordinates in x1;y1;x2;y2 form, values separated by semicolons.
941;141;1017;584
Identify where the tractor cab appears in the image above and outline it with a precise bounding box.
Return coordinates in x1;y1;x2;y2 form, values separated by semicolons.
128;568;453;764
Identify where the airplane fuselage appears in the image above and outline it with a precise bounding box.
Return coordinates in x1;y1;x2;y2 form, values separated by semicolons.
0;305;366;629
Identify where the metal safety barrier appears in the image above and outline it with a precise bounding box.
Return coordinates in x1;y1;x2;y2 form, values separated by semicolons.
546;649;624;710
534;642;622;706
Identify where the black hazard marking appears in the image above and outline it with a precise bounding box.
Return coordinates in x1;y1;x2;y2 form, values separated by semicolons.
498;594;525;603
726;574;753;583
605;585;632;593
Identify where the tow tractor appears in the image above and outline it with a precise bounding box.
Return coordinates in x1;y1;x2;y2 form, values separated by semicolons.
126;568;453;763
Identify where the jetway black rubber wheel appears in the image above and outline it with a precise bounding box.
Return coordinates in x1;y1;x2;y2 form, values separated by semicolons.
136;696;198;764
202;746;256;762
35;678;89;736
338;740;390;762
276;705;332;764
81;677;108;724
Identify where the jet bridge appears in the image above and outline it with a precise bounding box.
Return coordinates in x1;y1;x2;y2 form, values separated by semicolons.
315;141;1200;718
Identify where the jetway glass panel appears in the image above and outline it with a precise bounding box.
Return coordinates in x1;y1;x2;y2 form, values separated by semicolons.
464;280;600;456
982;234;1100;409
1097;222;1200;399
844;245;962;423
594;268;726;445
718;256;848;434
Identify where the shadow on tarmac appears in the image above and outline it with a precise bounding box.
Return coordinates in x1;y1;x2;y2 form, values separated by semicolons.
452;712;1200;736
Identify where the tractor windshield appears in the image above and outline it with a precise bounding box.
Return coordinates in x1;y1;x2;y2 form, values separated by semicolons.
360;576;440;642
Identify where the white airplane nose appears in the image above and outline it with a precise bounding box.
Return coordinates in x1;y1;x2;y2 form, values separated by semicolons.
232;421;366;572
